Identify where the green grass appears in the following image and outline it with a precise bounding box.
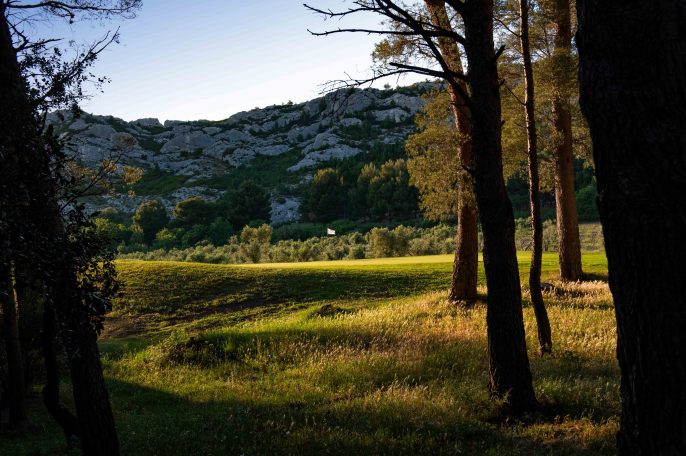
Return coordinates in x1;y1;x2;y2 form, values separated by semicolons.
2;253;618;456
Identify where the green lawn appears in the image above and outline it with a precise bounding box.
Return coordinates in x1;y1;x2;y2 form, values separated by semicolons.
2;253;618;456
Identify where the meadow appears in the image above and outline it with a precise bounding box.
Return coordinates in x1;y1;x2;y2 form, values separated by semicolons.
2;252;619;455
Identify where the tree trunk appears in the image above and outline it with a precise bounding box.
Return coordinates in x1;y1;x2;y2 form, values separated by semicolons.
425;0;479;303
38;202;120;456
462;0;538;412
0;260;27;429
577;1;686;454
60;310;119;456
0;9;120;455
551;0;583;281
14;257;43;390
42;302;81;443
519;0;552;355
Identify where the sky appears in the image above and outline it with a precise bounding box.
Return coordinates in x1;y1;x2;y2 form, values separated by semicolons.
32;1;425;122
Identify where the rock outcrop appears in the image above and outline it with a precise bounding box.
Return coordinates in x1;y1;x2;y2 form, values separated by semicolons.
48;84;434;224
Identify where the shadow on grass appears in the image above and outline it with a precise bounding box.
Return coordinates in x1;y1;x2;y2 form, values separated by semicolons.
582;272;609;282
3;322;618;456
102;374;617;456
114;263;454;316
123;321;618;428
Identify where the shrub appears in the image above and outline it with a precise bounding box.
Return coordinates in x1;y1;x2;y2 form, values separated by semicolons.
239;224;272;263
368;227;395;258
118;221;604;264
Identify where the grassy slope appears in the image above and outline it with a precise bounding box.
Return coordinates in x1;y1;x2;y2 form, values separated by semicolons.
3;253;618;456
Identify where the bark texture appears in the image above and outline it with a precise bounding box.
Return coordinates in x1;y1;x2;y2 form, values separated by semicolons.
425;0;479;302
0;261;26;429
577;1;686;454
520;0;552;355
462;0;538;412
551;0;583;281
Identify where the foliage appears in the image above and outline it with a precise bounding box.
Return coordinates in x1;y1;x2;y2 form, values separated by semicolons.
93;217;132;247
302;168;346;223
228;180;271;228
302;154;419;223
577;185;600;222
239;224;273;263
405;91;462;221
206;217;234;246
119;222;605;265
173;196;219;227
132;200;169;245
96;206;130;225
368;226;414;258
365;159;418;220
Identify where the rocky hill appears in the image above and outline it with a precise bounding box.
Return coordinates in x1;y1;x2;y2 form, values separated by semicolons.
48;84;434;224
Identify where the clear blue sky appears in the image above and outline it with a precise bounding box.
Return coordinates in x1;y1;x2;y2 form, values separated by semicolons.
38;1;424;122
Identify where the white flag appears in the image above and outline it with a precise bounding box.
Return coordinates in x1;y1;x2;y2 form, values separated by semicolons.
327;228;336;236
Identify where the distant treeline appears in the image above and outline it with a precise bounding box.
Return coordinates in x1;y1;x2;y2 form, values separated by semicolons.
118;220;604;265
96;150;598;254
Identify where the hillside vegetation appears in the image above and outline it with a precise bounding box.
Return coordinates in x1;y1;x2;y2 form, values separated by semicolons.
53;84;599;257
118;221;605;265
2;253;618;455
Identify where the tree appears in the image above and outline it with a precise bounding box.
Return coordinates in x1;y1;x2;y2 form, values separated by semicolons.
132;200;169;245
0;23;119;456
154;228;179;249
368;225;413;258
303;168;346;222
98;207;130;225
0;0;140;455
0;260;26;429
373;0;479;302
460;0;538;411
173;196;218;227
577;1;686;453
406;89;479;301
351;162;378;219
307;0;538;411
206;217;234;246
548;0;583;281
1;2;139;453
499;0;587;281
424;0;479;303
518;0;552;354
93;217;132;248
230;180;271;228
367;159;418;220
368;227;395;258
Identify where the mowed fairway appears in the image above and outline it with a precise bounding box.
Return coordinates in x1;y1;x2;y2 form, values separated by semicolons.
3;253;618;455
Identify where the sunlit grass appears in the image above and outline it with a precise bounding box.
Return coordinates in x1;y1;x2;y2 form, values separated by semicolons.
3;253;618;456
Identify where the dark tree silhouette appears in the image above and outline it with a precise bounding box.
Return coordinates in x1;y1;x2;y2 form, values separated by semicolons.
0;259;26;429
1;1;140;453
577;1;686;454
518;0;552;355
